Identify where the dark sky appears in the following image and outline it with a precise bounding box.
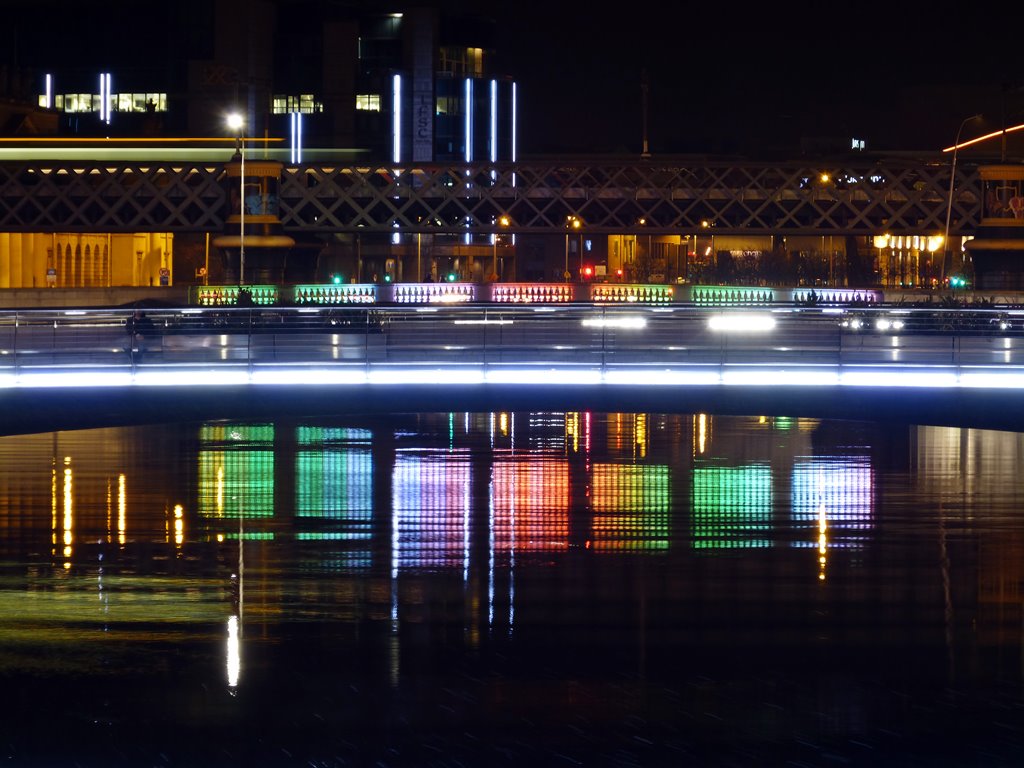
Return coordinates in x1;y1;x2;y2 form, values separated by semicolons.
481;0;1023;157
6;0;1021;158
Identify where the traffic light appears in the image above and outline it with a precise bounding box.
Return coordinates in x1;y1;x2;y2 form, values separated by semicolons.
447;272;457;282
331;273;342;285
581;265;594;280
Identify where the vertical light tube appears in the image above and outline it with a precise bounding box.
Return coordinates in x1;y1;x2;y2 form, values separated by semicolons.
392;74;402;164
290;113;296;164
511;82;518;188
464;77;473;162
489;79;497;163
44;74;52;109
98;73;105;122
290;112;303;164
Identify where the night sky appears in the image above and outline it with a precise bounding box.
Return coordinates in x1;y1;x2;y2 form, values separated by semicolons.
483;0;1023;157
6;0;1022;158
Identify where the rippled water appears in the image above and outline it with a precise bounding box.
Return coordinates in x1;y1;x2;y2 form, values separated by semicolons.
0;412;1022;766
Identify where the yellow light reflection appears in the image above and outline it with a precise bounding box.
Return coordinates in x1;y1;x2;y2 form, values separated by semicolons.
227;615;240;689
695;413;708;455
51;460;57;551
566;412;580;453
818;502;828;582
499;412;509;436
635;414;647;459
63;459;72;565
174;504;184;547
118;474;126;545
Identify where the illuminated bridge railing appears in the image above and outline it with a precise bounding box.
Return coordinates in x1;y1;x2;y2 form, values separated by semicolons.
188;282;886;307
1;305;1023;381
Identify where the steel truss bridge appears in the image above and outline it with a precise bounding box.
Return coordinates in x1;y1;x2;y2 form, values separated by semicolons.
0;156;979;237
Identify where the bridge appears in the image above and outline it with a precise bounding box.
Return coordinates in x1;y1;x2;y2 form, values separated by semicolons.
3;302;1024;435
0;155;978;236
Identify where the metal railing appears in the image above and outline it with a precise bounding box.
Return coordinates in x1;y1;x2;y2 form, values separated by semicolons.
1;304;1023;378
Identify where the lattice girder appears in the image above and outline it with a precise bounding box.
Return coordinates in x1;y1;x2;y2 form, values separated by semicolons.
0;158;980;236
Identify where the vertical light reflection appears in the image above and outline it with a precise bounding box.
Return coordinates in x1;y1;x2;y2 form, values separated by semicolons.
818;502;828;581
106;478;112;543
695;413;709;455
63;458;72;567
118;473;126;545
174;504;184;548
226;615;240;690
635;414;647;459
51;458;57;555
566;412;580;454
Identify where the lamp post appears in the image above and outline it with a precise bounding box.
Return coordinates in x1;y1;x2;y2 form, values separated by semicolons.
564;215;580;281
227;112;246;286
493;215;509;280
942;113;982;284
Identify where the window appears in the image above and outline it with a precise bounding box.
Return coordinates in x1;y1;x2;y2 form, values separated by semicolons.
272;94;323;114
45;92;166;113
356;94;381;111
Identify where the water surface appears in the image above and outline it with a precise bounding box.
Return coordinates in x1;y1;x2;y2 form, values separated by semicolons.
0;412;1021;766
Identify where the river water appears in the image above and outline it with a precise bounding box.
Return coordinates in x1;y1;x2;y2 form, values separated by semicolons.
0;412;1022;766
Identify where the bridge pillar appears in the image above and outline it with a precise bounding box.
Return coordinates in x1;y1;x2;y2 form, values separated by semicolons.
964;164;1024;290
212;154;297;285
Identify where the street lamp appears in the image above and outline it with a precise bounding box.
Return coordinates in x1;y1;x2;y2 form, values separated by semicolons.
493;215;509;280
227;112;246;286
564;215;581;281
942;113;982;284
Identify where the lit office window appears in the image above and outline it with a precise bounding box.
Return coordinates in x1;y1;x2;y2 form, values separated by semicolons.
356;94;381;111
272;94;323;114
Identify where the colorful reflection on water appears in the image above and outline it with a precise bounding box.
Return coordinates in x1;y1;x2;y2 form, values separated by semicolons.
0;413;1021;765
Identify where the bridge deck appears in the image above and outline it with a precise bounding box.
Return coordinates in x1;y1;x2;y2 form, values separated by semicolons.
2;304;1024;434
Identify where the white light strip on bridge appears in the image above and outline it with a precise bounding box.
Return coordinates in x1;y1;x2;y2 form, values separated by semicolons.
9;365;1024;391
707;314;776;332
581;317;647;329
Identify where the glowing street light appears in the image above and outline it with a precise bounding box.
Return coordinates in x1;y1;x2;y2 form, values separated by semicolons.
564;215;581;281
226;112;246;285
493;214;509;280
942;113;982;284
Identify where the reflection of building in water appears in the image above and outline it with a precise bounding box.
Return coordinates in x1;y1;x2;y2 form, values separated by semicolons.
691;462;773;549
294;426;374;568
392;451;472;571
197;424;275;520
791;458;875;582
592;464;670;550
492;459;570;553
914;425;1024;648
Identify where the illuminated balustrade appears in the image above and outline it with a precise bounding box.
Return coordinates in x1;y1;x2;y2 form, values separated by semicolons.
690;285;776;306
293;284;377;305
190;284;280;306
590;284;674;304
790;288;882;304
490;282;575;303
392;282;475;304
